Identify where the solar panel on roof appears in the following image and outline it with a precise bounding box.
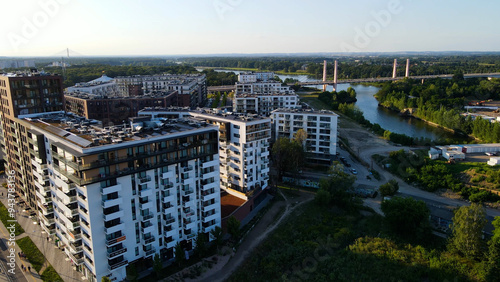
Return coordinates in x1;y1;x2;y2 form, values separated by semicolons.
66;135;92;147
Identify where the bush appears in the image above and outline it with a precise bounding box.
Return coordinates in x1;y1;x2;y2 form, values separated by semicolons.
379;179;399;197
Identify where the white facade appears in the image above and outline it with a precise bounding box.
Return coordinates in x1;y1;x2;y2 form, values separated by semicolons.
238;72;275;83
66;75;119;96
271;108;338;162
235;81;294;95
139;108;272;196
234;94;299;117
25;112;220;282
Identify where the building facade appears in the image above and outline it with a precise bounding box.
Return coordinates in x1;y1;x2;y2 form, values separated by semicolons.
0;71;65;208
64;90;188;125
235;81;294;95
20;112;221;282
237;72;275;83
66;74;119;96
139;108;271;197
234;94;299;117
114;74;207;108
271;108;338;166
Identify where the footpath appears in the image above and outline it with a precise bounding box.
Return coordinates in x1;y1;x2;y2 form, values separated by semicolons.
0;182;83;282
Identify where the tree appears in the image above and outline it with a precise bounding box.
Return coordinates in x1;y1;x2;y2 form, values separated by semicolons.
101;277;112;282
485;217;500;280
379;179;399;197
449;203;487;260
227;216;241;240
316;163;356;208
126;264;138;282
271;137;305;180
210;226;224;251
293;128;307;149
381;197;430;239
195;232;208;257
174;242;185;266
152;253;162;278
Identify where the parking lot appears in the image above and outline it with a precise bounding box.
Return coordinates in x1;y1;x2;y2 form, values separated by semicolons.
460;153;495;163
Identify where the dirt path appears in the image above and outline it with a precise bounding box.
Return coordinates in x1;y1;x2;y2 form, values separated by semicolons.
187;190;314;282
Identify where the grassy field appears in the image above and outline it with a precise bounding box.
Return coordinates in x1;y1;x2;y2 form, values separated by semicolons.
41;265;63;282
17;236;45;273
0;201;24;236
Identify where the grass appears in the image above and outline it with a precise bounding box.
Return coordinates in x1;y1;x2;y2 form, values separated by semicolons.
41;265;63;282
17;236;45;273
0;201;24;236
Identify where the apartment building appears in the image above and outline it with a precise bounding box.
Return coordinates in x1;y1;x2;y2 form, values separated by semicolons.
64;90;188;125
235;81;294;95
19;111;221;282
139;107;271;197
66;74;119;96
0;71;64;209
238;72;275;83
234;94;299;117
114;74;207;108
271;108;338;166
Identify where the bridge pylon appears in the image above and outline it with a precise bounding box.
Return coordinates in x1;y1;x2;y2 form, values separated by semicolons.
405;59;410;78
322;60;328;91
333;60;338;92
392;59;398;78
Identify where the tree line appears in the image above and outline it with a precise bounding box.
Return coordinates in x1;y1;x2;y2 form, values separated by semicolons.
376;74;500;142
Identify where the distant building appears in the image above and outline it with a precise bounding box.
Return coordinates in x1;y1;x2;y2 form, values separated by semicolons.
271;108;338;166
66;74;118;96
0;60;36;69
235;81;294;95
64;90;188;125
238;72;275;83
114;74;207;108
234;93;299;117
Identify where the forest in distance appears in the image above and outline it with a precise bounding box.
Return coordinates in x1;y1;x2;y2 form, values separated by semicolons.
2;53;500;87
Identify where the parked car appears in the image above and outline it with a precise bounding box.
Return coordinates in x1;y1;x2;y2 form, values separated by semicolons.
486;152;496;156
345;162;351;167
350;168;357;175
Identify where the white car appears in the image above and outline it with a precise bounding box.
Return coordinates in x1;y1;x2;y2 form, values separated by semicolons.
350;168;358;175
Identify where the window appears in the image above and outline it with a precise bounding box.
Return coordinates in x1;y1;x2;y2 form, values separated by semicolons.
233;124;240;129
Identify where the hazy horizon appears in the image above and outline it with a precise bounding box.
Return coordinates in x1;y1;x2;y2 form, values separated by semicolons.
2;0;500;57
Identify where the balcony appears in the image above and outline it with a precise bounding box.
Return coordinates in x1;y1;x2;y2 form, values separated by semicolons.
68;251;84;265
68;229;82;242
143;235;155;245
102;197;122;209
69;241;83;253
107;247;127;259
138;175;151;184
141;212;154;221
103;209;124;222
38;203;53;215
106;235;126;247
104;222;124;234
101;183;122;195
139;187;153;198
141;221;154;234
164;216;175;225
144;247;156;257
182;165;193;173
108;259;128;271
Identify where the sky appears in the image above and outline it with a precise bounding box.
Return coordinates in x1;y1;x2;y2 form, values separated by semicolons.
1;0;499;57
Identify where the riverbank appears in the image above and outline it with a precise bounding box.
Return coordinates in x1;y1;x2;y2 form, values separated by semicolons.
377;103;478;143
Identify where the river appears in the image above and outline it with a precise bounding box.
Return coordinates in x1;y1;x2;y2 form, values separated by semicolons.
199;68;468;142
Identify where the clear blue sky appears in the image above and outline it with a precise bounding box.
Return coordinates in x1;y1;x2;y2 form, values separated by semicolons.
1;0;499;56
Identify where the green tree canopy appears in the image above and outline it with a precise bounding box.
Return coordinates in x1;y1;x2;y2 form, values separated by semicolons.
227;216;241;240
316;163;356;208
449;203;487;260
379;179;399;197
381;197;430;239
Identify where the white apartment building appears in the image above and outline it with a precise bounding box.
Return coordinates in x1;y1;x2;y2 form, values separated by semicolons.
139;108;271;198
114;74;207;108
238;72;275;83
234;94;299;117
235;81;294;95
271;108;338;165
22;111;220;282
66;74;119;97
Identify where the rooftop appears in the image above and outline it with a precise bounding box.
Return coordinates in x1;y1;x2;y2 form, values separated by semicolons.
23;111;214;148
65;90;177;100
1;70;60;78
271;107;338;116
139;106;271;122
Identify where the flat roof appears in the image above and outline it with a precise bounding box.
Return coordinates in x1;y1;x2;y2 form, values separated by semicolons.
271;108;338;116
139;107;271;122
23;111;214;148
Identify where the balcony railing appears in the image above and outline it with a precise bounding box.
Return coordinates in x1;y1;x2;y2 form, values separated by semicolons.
107;247;127;259
106;235;126;246
108;259;128;271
